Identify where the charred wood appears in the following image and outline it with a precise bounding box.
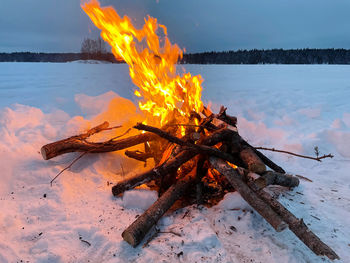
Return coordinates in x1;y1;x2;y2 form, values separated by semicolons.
112;128;233;196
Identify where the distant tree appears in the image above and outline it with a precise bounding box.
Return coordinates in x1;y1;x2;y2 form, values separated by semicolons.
81;37;107;59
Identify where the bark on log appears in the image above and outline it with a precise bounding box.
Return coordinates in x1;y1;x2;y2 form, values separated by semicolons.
254;188;339;260
235;168;339;260
41;129;157;160
122;167;197;247
239;146;266;173
234;135;286;174
251;171;299;190
209;157;287;232
112;128;234;196
112;149;196;196
253;149;286;174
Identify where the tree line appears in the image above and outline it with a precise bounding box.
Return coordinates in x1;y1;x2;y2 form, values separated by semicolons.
180;49;350;64
2;47;350;64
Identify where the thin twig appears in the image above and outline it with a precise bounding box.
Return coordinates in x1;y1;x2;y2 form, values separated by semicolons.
295;174;313;182
254;147;334;162
158;231;182;237
101;125;122;131
108;128;132;142
50;152;88;186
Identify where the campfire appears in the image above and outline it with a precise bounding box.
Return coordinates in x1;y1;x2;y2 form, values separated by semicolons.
40;0;338;260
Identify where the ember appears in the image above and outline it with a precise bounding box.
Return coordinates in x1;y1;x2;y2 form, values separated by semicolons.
40;0;338;260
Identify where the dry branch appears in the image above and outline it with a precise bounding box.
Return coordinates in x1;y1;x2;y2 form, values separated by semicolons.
41;124;157;160
255;147;334;162
209;157;287;232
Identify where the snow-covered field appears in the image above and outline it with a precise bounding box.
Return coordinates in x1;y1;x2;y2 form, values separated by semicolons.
0;62;349;263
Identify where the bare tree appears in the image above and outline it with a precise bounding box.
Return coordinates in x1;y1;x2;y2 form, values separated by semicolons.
81;37;107;58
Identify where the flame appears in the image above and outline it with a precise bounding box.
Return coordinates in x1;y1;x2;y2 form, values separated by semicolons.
82;0;203;129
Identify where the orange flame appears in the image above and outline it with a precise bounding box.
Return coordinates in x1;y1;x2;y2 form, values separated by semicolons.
81;0;203;128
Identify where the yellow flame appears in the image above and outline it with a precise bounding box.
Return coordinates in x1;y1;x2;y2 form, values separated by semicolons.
82;0;203;128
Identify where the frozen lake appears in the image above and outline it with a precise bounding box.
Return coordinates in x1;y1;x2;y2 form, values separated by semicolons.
0;62;349;262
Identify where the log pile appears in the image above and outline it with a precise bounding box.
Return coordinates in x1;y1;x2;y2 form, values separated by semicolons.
41;106;339;260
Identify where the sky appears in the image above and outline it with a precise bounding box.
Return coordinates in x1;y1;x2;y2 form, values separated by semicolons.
1;0;350;53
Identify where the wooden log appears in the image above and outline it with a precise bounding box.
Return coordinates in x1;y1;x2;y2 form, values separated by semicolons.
41;129;157;160
239;146;266;173
112;149;196;196
234;133;286;174
112;128;234;196
122;166;197;247
209;157;287;232
253;149;286;174
255;188;339;260
236;168;339;260
251;171;299;190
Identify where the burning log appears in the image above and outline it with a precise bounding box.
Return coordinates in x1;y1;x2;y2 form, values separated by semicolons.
112;128;234;196
209;157;287;232
134;123;238;164
122;165;197;247
40;122;157;160
40;106;336;259
211;157;339;260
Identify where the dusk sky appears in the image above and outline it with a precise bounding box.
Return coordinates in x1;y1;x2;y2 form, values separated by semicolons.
1;0;350;53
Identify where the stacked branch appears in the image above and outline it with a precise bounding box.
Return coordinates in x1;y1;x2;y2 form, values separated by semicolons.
40;107;338;260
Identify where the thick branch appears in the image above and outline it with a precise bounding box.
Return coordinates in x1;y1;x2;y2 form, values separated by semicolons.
256;189;339;260
209;157;287;232
238;169;339;260
255;147;334;162
122;166;197;247
41;129;157;160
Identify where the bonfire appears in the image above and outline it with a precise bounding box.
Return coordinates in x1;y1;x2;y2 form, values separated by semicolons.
41;0;338;260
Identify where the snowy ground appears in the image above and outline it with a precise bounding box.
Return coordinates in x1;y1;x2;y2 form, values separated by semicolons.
0;63;349;263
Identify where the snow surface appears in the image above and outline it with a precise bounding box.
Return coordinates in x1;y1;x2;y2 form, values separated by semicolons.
0;63;349;262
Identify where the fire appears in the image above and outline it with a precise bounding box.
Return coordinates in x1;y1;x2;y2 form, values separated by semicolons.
81;0;203;130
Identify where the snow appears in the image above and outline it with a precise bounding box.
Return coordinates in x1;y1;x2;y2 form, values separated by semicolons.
0;63;349;262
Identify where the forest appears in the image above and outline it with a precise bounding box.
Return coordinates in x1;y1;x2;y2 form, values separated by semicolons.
1;49;350;64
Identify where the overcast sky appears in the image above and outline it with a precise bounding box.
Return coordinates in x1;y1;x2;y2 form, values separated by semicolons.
1;0;350;53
